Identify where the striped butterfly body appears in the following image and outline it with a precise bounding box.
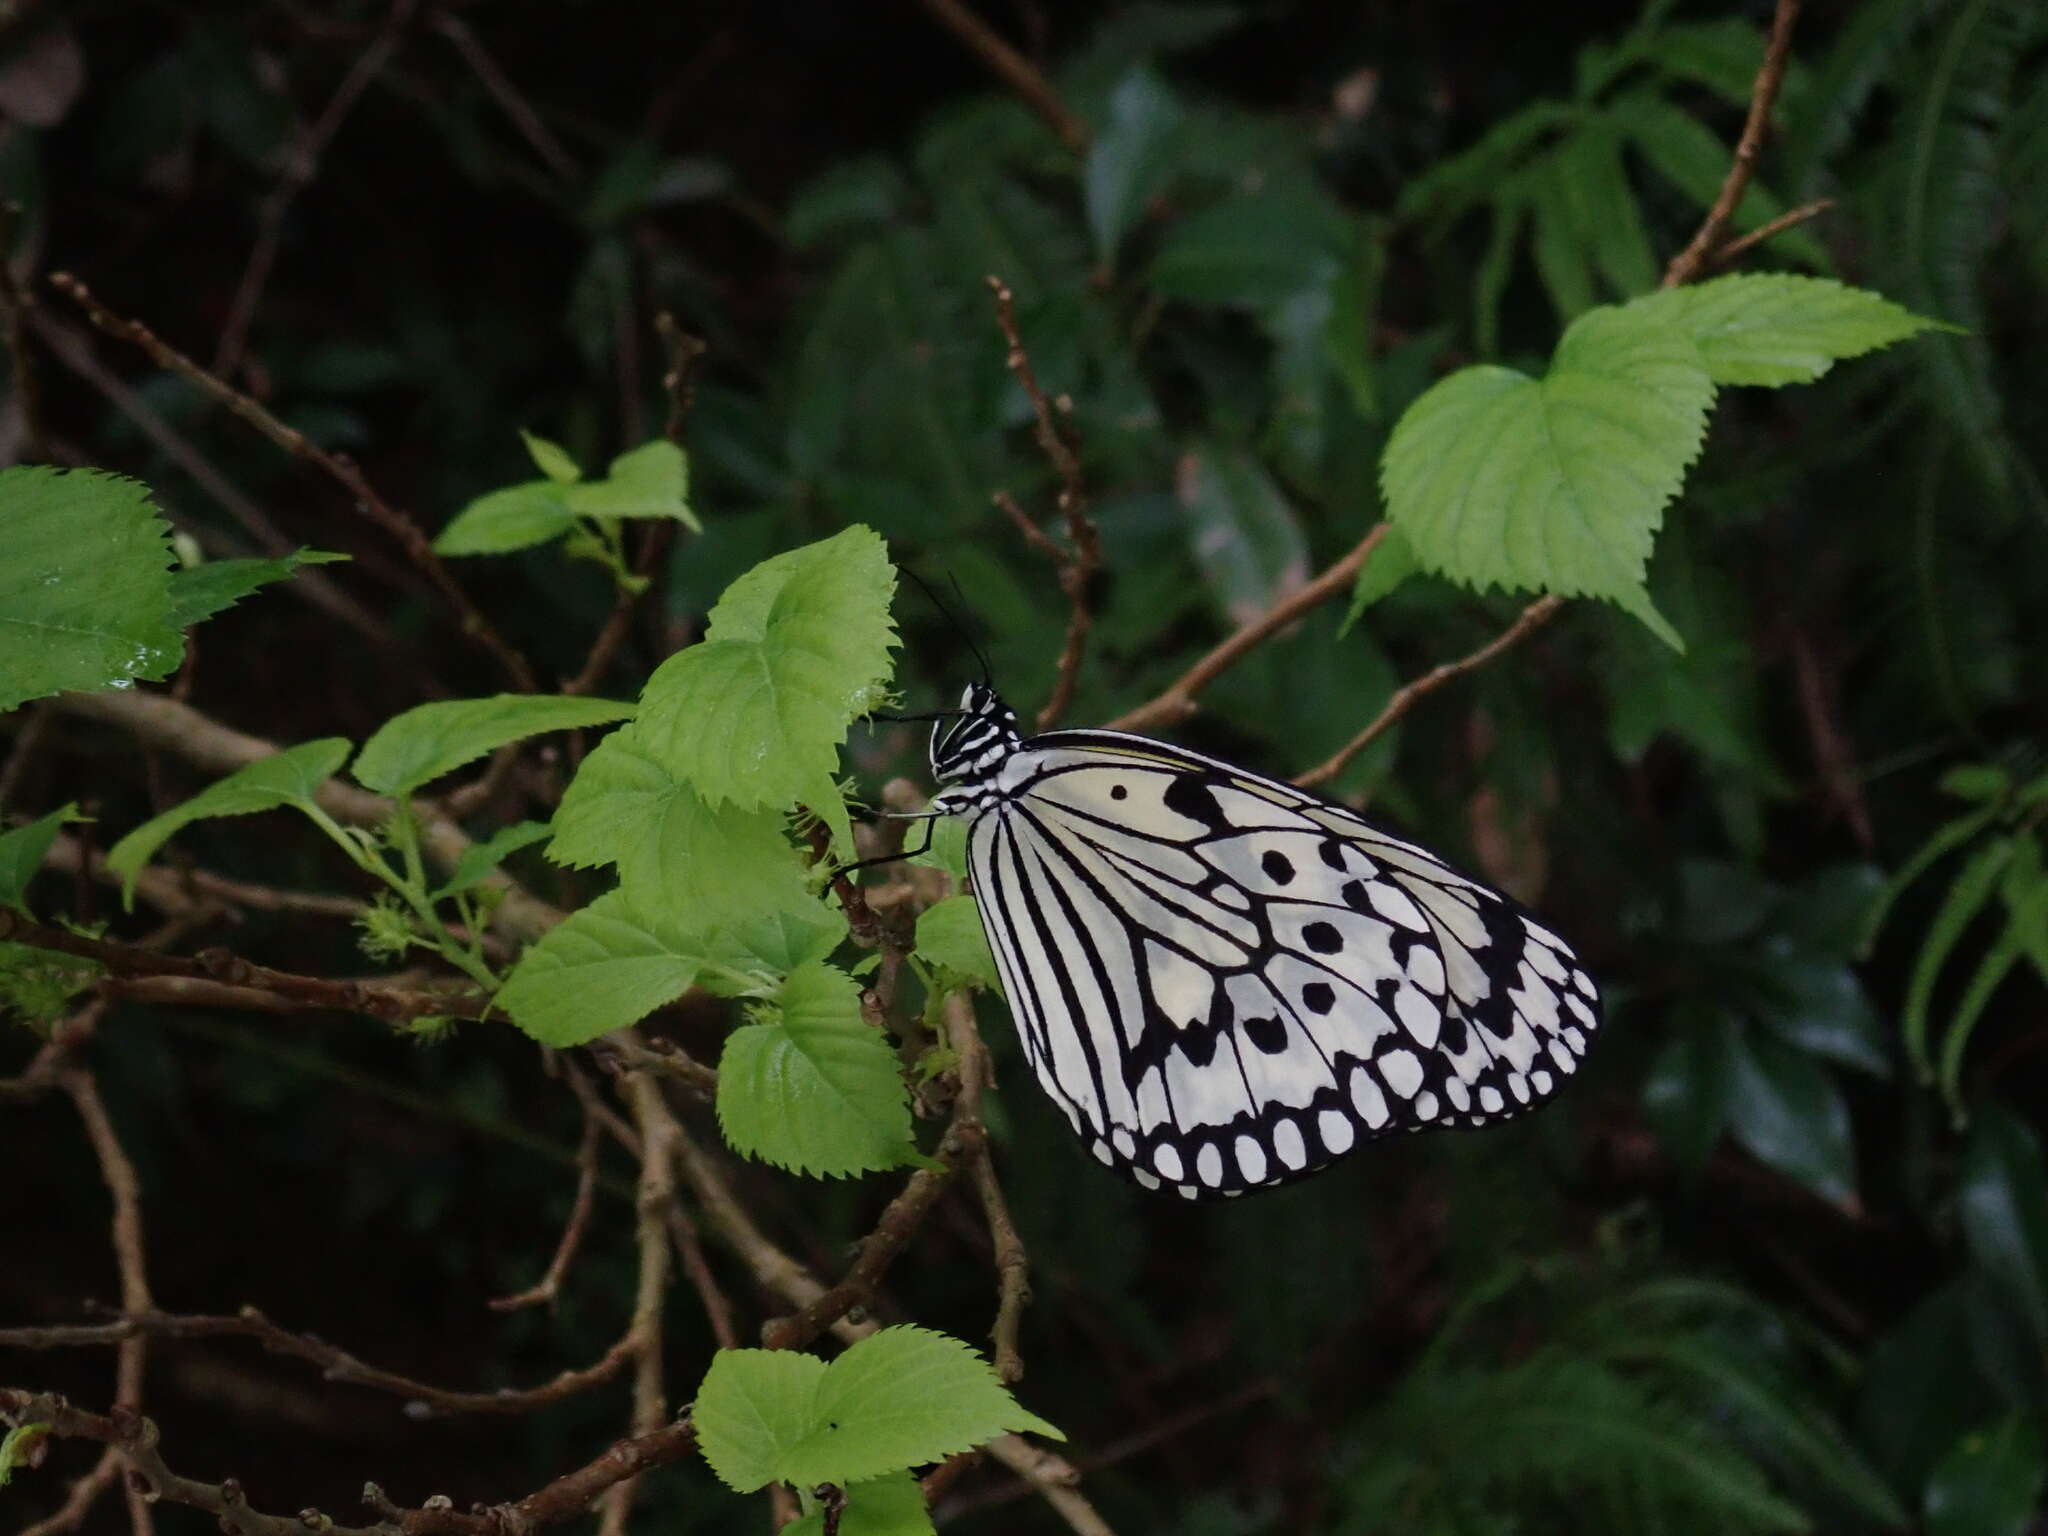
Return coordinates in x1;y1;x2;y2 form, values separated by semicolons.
926;682;1601;1200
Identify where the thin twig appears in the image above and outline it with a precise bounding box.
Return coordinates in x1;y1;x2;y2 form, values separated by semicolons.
1291;595;1563;790
665;1203;739;1350
488;1111;604;1312
943;994;1030;1382
430;10;580;182
0;1389;700;1536
1109;523;1390;733
599;1073;679;1535
214;0;418;377
1660;0;1803;289
910;0;1088;152
49;271;538;692
0;909;489;1026
562;319;704;698
0;1306;641;1418
1707;196;1834;268
0;201;52;462
987;277;1100;731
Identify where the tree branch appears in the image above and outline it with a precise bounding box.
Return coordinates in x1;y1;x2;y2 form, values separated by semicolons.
910;0;1087;152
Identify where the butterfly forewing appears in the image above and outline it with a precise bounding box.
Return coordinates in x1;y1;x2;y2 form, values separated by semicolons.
932;690;1601;1200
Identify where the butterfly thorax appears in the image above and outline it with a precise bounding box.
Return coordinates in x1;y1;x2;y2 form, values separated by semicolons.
928;682;1023;811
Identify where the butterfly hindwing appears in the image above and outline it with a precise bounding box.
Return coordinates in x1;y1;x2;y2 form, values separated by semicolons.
957;727;1601;1200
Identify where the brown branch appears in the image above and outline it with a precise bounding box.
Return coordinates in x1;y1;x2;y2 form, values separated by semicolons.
0;201;52;462
0;1306;638;1418
1707;196;1834;269
0;910;489;1026
48;270;538;692
430;10;581;182
48;689;564;942
19;1445;124;1536
1109;523;1390;733
488;1111;603;1312
665;1204;740;1350
600;1073;680;1535
214;0;418;377
0;1390;701;1536
1291;595;1563;790
942;994;1031;1382
910;0;1087;152
22;307;402;652
987;277;1100;731
1659;0;1803;289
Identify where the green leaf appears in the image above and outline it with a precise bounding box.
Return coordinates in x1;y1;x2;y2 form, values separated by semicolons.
1557;119;1659;299
695;1346;829;1492
1624;276;1948;387
1613;92;1827;268
1938;842;2048;1106
1642;1009;1737;1178
696;1329;1058;1496
1083;65;1182;262
548;725;812;929
1860;800;2004;957
0;466;182;711
0;803;82;912
0;1420;50;1488
783;1472;933;1536
705;899;847;981
563;439;699;530
495;890;707;1047
1341;524;1421;632
165;548;350;629
431;820;553;902
637;527;897;814
353;695;634;797
432;481;578;555
1957;1110;2048;1359
1724;1028;1857;1209
915;896;1001;994
716;960;913;1178
520;428;583;484
1903;837;2015;1081
1177;442;1311;626
1750;941;1891;1078
104;739;352;904
785;157;909;250
909;816;969;884
1924;1416;2047;1536
1148;185;1343;307
780;1327;1062;1487
1382;305;1713;646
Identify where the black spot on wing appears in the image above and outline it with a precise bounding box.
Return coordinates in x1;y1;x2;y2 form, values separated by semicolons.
1243;1015;1287;1054
1163;771;1229;830
1302;921;1343;954
1262;850;1296;885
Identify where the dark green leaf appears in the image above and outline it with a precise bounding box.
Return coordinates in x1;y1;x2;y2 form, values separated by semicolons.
1923;1416;2047;1536
1725;1028;1857;1209
1642;1008;1737;1178
1177;442;1310;625
0;803;82;912
166;548;350;629
1083;66;1182;262
1958;1110;2048;1359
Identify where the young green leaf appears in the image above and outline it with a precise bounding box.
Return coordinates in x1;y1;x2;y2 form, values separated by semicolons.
1382;305;1713;647
637;527;897;814
782;1472;933;1536
778;1326;1063;1488
0;466;182;712
695;1328;1061;1496
432;482;578;556
563;439;699;529
1624;275;1947;387
166;548;350;629
703;899;847;981
353;695;634;797
695;1347;829;1492
914;896;1001;994
105;739;352;905
0;1420;51;1488
549;725;815;929
495;890;709;1047
520;429;583;484
716;960;913;1178
1342;523;1421;632
0;803;82;912
431;820;554;901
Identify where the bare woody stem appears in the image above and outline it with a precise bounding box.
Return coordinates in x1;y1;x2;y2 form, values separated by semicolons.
911;0;1088;152
48;270;539;692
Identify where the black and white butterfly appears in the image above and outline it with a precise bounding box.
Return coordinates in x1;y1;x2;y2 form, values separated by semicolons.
911;682;1601;1201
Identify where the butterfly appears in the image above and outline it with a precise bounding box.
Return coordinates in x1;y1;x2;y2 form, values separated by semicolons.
907;681;1602;1200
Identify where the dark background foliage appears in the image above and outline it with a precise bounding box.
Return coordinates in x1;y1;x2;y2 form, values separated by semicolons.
3;0;2046;1531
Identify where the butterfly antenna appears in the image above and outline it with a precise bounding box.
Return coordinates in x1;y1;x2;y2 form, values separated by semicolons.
900;565;996;686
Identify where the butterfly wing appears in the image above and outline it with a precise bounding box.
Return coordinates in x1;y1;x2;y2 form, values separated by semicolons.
961;731;1600;1199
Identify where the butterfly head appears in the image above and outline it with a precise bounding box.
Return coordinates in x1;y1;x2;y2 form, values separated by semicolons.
929;681;1022;786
